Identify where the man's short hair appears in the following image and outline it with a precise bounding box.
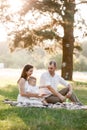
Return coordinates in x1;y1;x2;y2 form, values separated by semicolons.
49;61;57;67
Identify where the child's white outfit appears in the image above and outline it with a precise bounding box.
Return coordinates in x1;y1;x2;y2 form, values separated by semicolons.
17;81;43;105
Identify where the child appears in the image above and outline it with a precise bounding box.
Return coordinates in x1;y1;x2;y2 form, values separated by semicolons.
27;76;48;106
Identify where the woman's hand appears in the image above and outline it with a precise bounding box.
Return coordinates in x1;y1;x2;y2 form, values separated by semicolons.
37;94;45;98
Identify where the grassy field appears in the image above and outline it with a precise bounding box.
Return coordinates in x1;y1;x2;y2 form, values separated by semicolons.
0;81;87;130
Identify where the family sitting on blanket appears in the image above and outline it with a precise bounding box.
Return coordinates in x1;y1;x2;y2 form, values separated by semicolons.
17;61;83;106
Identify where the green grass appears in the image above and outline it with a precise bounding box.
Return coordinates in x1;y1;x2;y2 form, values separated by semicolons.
0;82;87;130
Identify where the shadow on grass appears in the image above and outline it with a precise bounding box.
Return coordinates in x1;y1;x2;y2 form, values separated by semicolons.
0;105;87;130
0;85;18;100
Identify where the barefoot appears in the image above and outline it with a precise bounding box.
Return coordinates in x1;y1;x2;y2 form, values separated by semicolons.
42;100;48;106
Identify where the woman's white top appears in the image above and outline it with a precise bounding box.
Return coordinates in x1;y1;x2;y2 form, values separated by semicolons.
17;81;43;104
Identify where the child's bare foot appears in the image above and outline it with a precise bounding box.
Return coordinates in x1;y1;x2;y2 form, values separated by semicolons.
42;100;48;106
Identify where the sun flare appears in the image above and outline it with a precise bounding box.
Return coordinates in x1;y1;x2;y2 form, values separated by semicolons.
0;24;7;42
8;0;23;12
0;0;87;42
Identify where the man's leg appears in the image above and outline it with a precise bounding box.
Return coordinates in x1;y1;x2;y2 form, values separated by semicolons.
45;94;62;104
59;87;69;95
59;87;82;104
45;88;69;104
45;87;82;104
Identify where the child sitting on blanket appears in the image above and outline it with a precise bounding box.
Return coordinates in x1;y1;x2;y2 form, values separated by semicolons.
27;76;48;105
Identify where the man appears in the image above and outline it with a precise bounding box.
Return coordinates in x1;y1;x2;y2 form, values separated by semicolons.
40;61;82;105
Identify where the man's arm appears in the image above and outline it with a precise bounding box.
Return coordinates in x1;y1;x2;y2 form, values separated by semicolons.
46;85;66;102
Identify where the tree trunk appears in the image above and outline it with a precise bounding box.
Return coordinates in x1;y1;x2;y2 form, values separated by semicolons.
61;1;75;80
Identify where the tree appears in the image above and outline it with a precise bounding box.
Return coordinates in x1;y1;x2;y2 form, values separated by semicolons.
61;1;75;80
0;0;87;80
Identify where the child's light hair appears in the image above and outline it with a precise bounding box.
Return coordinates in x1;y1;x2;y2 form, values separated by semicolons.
28;76;36;81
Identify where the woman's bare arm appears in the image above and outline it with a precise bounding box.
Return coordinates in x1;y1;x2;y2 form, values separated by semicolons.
18;78;42;98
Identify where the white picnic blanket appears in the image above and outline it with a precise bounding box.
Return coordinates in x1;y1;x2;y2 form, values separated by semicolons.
3;99;87;110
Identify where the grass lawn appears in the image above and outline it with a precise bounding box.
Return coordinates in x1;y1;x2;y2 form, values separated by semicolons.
0;82;87;130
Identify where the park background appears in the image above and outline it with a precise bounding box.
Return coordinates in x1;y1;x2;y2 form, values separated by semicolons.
0;0;87;130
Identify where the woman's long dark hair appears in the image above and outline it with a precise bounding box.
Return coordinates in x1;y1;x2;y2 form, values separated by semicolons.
18;64;33;83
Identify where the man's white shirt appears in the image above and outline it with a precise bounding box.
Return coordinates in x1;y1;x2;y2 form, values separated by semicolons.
40;71;69;95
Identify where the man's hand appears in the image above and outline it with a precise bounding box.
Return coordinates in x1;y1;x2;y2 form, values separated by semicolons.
66;91;72;98
59;94;66;102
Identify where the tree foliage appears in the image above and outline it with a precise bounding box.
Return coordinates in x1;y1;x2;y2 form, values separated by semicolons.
0;0;87;80
1;0;86;52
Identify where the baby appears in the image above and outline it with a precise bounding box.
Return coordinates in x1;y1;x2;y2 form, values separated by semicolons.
27;76;48;106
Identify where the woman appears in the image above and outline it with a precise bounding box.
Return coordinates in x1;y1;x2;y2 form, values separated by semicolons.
17;64;41;103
